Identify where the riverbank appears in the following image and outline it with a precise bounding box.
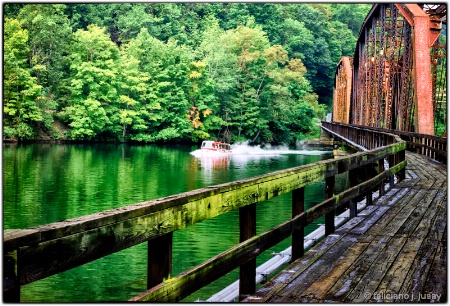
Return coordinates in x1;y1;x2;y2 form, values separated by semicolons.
4;128;331;149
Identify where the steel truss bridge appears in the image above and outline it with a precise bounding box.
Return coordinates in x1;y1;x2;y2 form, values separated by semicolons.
333;3;446;137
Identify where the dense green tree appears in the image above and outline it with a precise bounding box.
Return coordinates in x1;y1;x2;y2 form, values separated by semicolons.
185;60;219;141
3;3;24;19
200;22;320;144
216;25;270;141
17;5;71;88
4;3;371;143
144;4;183;43
219;3;250;30
116;4;154;44
260;54;321;143
17;4;72;132
125;29;195;142
116;48;151;141
331;4;372;37
280;18;314;61
62;25;119;140
64;4;130;44
247;4;284;44
279;4;358;106
3;18;43;139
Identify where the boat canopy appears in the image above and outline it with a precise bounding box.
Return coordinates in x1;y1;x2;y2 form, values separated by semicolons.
201;141;231;151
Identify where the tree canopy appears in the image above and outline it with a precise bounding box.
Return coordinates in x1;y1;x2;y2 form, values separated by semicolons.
3;3;371;144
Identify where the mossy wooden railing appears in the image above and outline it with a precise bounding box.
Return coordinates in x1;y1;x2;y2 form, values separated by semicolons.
3;123;406;302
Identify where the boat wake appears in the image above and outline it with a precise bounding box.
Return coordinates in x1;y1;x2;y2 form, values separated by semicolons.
190;142;333;171
190;142;331;158
230;142;330;156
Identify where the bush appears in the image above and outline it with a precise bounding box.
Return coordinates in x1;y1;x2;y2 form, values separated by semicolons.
3;126;16;139
16;122;35;140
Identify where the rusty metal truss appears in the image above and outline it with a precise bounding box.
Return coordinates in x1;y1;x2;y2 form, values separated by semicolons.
333;57;353;123
333;3;447;136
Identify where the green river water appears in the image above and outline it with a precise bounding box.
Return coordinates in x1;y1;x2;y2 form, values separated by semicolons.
3;142;341;302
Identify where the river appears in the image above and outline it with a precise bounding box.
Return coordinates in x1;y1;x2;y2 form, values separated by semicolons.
3;142;339;302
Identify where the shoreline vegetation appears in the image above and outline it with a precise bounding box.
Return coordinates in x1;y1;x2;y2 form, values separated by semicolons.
4;3;371;145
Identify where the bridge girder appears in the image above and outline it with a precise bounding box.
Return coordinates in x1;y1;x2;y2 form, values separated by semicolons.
332;3;447;136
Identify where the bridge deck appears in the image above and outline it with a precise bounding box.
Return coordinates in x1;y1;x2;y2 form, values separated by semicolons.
244;152;447;303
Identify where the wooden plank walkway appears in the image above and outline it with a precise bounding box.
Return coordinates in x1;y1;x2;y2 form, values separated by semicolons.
243;152;447;303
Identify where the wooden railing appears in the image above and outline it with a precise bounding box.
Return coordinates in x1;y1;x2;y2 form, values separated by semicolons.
3;123;406;302
323;122;447;164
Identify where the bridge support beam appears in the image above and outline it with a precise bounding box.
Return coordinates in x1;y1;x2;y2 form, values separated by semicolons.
396;4;435;135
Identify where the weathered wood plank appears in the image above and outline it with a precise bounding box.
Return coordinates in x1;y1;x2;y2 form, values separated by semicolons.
360;188;419;237
269;236;356;303
243;234;344;302
325;176;336;235
395;189;439;237
396;169;421;187
374;237;425;301
398;201;447;302
3;249;20;302
421;225;447;302
244;236;345;303
348;206;390;237
350;205;378;217
323;235;392;302
375;185;446;301
377;189;427;236
295;240;369;301
270;235;359;302
372;187;408;206
345;237;408;302
130;184;370;302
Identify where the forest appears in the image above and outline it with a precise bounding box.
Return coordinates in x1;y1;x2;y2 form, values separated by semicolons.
3;3;371;144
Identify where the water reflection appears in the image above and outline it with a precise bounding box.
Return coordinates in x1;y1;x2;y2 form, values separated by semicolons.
4;143;334;302
198;155;231;170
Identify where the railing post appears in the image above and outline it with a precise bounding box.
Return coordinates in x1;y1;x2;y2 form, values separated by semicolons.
415;137;421;154
431;139;435;160
398;149;406;182
388;154;395;188
4;251;20;302
239;203;256;301
325;176;335;235
348;168;358;218
148;232;173;289
378;158;385;196
291;187;305;261
365;163;374;206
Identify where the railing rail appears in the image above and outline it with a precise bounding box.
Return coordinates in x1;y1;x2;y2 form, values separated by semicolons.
323;122;447;164
4;123;406;302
